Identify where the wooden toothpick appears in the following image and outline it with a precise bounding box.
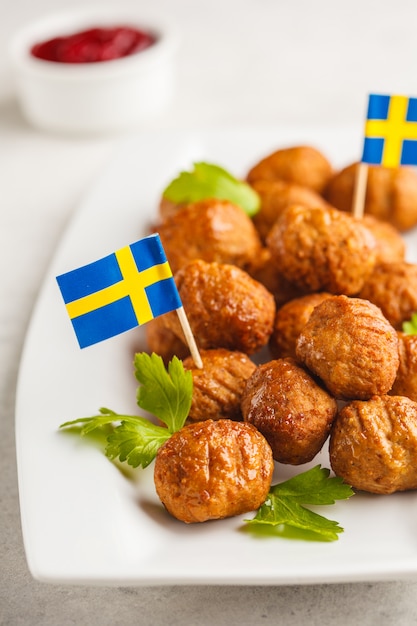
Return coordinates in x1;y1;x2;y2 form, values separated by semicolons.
352;161;369;219
176;306;203;369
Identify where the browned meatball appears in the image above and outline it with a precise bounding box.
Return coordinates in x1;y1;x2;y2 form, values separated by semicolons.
269;293;333;359
266;204;377;295
250;179;331;241
296;295;399;400
329;395;417;494
241;358;337;465
246;247;307;307
157;198;262;274
390;332;417;401
144;316;190;364
182;348;257;422
361;215;405;264
247;145;333;194
324;162;417;232
158;196;180;221
359;261;417;330
164;260;276;355
154;419;274;523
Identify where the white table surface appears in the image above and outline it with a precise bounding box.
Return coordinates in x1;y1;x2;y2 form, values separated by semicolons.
2;0;417;624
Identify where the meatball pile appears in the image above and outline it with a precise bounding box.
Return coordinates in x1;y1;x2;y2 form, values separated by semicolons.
146;142;417;524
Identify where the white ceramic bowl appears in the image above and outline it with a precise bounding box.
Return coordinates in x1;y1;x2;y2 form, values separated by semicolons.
9;8;178;134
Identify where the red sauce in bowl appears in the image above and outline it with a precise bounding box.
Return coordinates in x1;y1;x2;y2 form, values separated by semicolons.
30;26;156;63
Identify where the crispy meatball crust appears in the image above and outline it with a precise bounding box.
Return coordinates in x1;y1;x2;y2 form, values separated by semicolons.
158;195;179;221
359;261;417;330
269;293;333;359
144;316;190;364
246;247;307;307
164;260;276;354
324;162;417;232
390;332;417;401
246;145;333;194
266;204;377;295
154;419;274;523
241;358;337;465
329;395;417;494
296;295;399;400
361;215;405;264
250;179;331;241
157;198;262;274
182;348;257;422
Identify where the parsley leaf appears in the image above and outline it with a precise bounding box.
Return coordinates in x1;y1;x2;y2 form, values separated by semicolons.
105;419;171;469
162;161;260;216
59;407;138;435
403;312;417;335
271;464;353;505
134;353;192;433
251;496;344;541
59;353;192;468
245;465;354;541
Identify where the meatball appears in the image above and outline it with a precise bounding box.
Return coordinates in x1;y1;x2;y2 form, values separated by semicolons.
241;358;337;465
157;198;262;274
246;247;307;307
296;295;399;400
269;292;333;359
158;196;181;221
390;332;417;401
246;145;333;194
329;395;417;494
144;316;190;364
182;348;256;422
154;419;274;523
359;261;417;330
266;204;377;295
250;178;331;241
361;215;405;264
164;259;276;355
324;162;417;232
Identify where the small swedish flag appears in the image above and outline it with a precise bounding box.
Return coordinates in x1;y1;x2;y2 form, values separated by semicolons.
362;93;417;168
56;233;181;348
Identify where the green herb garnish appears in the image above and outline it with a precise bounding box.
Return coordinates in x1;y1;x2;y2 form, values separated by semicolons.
134;352;193;432
59;353;192;469
245;465;354;541
162;161;260;216
403;312;417;335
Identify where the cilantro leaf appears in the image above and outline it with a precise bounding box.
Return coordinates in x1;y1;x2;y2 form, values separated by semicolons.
134;352;192;433
105;419;171;468
403;312;417;335
245;465;354;541
162;161;260;216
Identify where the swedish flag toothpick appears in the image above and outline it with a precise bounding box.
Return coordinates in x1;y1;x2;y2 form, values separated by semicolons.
362;93;417;168
353;93;417;219
56;233;202;367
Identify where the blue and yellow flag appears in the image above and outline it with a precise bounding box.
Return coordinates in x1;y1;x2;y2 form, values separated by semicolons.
362;93;417;168
56;233;181;348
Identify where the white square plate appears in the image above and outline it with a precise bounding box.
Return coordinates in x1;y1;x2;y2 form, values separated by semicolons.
15;128;417;585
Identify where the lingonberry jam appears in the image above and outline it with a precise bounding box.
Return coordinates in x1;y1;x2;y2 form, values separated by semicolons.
30;26;156;63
